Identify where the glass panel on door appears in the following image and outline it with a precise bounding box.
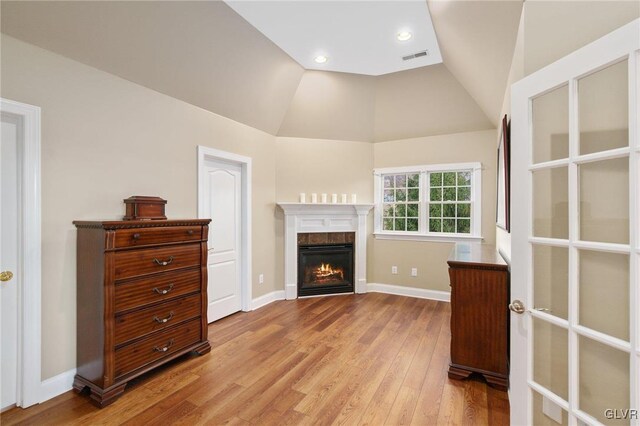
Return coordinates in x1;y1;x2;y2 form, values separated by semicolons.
579;250;630;341
533;317;569;401
578;336;630;425
579;157;629;244
533;245;568;320
533;85;569;163
579;60;629;155
533;167;569;239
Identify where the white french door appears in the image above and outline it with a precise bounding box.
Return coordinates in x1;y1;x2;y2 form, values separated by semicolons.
511;19;639;426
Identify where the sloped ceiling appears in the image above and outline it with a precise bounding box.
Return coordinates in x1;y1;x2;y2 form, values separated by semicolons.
0;1;304;135
0;1;523;142
427;0;524;127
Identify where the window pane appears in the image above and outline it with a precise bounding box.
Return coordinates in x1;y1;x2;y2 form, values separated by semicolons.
429;204;441;218
457;187;471;201
384;189;395;202
443;219;455;233
396;189;406;202
408;174;419;187
395;203;406;217
383;204;394;217
457;203;470;218
533;245;569;321
533;166;569;239
533;318;568;401
430;173;442;186
407;203;419;217
407;219;419;232
443;188;456;201
443;172;456;186
443;204;455;218
394;218;406;231
384;175;394;188
457;219;470;234
383;218;394;230
430;188;442;201
532;84;569;164
408;188;419;201
457;171;471;185
395;175;406;187
429;219;441;232
579;60;628;155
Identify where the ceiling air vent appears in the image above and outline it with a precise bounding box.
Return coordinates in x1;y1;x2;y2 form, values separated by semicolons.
402;50;429;61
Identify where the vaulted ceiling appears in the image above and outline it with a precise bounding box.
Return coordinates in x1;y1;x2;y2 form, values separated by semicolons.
0;1;523;142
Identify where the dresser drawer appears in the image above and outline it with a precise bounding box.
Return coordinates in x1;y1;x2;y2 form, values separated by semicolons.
114;244;201;280
115;294;201;346
114;318;201;380
115;268;200;313
114;226;202;248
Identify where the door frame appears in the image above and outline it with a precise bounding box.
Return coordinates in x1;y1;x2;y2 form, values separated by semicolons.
197;146;252;312
510;19;639;425
0;98;42;408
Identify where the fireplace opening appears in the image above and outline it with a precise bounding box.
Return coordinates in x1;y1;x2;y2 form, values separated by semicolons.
298;243;354;297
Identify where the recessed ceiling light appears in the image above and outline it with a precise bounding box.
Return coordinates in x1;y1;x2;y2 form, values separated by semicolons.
314;55;328;64
397;31;412;41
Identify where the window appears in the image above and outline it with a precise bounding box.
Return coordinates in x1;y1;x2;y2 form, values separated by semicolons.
374;163;482;241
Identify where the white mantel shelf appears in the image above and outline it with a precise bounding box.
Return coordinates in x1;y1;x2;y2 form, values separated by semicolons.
277;202;374;300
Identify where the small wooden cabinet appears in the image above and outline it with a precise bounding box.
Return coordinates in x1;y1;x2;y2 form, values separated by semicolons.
447;243;509;390
72;219;212;407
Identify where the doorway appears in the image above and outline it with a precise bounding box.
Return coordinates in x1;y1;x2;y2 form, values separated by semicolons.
0;98;41;409
197;146;252;323
510;20;639;425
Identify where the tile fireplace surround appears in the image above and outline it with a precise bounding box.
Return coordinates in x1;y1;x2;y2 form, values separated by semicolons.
277;203;374;299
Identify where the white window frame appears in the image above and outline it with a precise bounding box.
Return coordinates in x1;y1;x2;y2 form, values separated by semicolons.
373;162;483;242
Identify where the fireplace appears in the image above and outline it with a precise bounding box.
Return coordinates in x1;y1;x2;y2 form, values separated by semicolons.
297;232;355;297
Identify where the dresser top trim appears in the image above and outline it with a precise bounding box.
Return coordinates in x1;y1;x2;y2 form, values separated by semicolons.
73;219;211;229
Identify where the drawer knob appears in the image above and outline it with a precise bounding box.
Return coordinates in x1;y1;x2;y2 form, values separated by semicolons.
132;233;141;240
153;256;174;266
154;311;174;324
187;230;194;236
153;284;174;295
153;339;174;353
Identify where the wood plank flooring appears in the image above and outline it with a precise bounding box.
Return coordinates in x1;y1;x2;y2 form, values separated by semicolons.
1;293;509;425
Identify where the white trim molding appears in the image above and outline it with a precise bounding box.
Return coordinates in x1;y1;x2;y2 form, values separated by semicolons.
367;283;451;302
0;98;42;408
39;369;76;404
251;290;286;311
277;203;374;300
197;146;252;312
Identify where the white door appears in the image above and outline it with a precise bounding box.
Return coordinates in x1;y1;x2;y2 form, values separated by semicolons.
1;113;20;411
202;159;243;323
511;19;639;425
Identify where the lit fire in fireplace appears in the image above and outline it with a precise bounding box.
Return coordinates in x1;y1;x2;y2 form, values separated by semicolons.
309;263;344;284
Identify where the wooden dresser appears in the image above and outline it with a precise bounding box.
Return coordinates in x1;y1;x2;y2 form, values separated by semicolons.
72;219;212;407
447;243;509;390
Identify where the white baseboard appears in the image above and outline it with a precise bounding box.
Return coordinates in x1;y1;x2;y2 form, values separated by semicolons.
40;368;76;403
367;283;451;302
251;290;286;310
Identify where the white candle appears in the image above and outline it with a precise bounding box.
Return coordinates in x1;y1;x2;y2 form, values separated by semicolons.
351;194;357;204
331;194;338;204
299;193;306;203
311;193;318;203
321;193;328;203
341;194;347;204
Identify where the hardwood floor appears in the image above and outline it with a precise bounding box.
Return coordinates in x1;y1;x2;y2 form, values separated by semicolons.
1;293;509;425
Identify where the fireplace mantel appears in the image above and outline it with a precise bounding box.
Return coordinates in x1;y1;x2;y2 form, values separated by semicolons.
277;202;374;299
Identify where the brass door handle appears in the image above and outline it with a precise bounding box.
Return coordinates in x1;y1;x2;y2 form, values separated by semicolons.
0;271;13;282
509;300;526;314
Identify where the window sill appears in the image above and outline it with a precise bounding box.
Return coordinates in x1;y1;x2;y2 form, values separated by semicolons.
373;232;484;243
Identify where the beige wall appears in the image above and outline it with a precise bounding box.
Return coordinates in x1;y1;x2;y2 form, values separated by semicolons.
371;130;497;292
1;35;280;380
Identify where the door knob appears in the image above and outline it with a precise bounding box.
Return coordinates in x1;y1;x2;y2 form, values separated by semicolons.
509;299;526;314
0;271;14;282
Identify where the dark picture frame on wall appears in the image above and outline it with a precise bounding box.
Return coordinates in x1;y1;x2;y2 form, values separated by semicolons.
496;114;511;232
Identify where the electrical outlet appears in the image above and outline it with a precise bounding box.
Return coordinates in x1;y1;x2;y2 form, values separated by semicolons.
542;395;563;424
411;268;418;277
259;274;264;284
391;266;398;275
